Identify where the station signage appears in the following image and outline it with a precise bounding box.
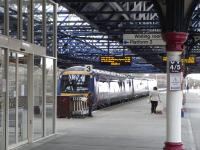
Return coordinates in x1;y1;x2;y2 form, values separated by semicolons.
123;34;166;46
162;56;196;64
169;61;182;73
170;73;182;91
84;65;93;73
100;56;132;66
169;61;182;91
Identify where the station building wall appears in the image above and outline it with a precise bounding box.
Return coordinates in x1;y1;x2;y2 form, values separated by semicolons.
0;0;57;149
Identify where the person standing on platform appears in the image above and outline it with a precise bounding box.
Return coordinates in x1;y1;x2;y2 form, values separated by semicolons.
186;84;189;93
87;92;93;117
149;87;161;114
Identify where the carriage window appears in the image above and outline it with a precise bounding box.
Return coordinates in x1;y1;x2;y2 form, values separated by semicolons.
61;75;90;93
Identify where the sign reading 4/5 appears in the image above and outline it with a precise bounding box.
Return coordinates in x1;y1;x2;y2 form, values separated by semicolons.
169;61;182;73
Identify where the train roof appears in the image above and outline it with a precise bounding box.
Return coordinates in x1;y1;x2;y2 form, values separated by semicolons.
62;66;155;81
65;66;86;71
63;66;127;79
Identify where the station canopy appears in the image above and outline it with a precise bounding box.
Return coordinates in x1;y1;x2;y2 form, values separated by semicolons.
53;0;200;73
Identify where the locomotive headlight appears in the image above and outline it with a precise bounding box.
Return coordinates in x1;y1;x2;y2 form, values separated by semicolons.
80;97;88;102
72;96;88;102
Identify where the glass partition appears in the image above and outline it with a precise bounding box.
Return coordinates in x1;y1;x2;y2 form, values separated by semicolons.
0;0;5;35
33;56;43;140
8;52;28;146
22;0;30;41
0;49;5;150
8;52;17;145
45;58;54;135
9;0;18;38
34;0;43;46
18;53;28;142
46;1;54;56
0;0;57;148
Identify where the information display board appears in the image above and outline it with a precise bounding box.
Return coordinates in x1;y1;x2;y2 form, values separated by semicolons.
162;56;196;64
100;56;132;66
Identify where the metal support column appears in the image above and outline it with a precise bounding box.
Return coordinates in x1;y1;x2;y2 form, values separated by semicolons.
53;3;58;134
4;0;9;149
42;0;46;137
43;58;46;137
42;0;47;47
4;48;9;150
28;0;34;43
27;55;34;143
163;32;188;150
17;0;23;39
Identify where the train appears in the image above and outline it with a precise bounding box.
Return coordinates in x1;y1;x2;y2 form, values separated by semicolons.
57;66;157;118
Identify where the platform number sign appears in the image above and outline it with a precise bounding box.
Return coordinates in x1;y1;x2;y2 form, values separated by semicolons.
169;61;182;91
169;61;182;73
85;65;93;73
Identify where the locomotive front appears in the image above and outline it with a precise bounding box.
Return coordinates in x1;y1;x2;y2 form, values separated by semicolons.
57;67;92;118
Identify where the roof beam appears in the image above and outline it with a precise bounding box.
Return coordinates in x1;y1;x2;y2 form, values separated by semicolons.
75;10;157;14
55;0;151;2
109;2;130;20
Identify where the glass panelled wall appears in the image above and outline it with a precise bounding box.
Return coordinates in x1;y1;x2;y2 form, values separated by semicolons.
9;0;18;38
1;0;57;51
0;0;5;34
0;0;57;149
46;1;54;56
22;0;30;41
18;53;28;142
0;49;5;150
33;56;43;139
46;58;54;136
8;52;17;145
34;0;43;46
0;0;57;58
8;53;28;145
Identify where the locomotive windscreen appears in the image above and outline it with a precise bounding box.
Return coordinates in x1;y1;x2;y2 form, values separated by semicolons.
61;74;90;93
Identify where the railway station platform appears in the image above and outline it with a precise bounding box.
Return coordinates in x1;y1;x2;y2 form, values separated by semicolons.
17;90;199;150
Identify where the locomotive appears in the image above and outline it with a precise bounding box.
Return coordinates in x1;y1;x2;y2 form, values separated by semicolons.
57;66;157;118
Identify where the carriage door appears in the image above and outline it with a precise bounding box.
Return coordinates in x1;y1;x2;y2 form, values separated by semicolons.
8;52;28;147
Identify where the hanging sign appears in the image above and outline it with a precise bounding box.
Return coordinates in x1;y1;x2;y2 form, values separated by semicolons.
100;56;132;66
123;34;166;46
162;56;196;64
